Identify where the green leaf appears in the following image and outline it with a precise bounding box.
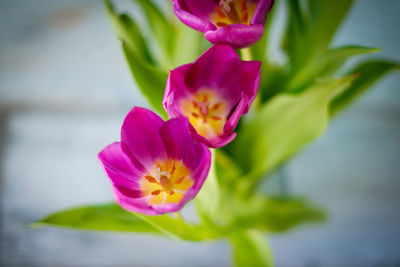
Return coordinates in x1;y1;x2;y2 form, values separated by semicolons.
138;213;219;241
287;46;380;91
122;43;168;117
230;76;355;182
287;0;355;70
283;0;308;67
33;203;162;234
306;0;354;59
196;150;221;226
171;24;203;68
330;60;400;116
215;150;243;185
259;64;289;102
234;197;327;232
287;0;306;33
34;203;219;241
230;230;273;267
133;0;176;62
104;0;153;64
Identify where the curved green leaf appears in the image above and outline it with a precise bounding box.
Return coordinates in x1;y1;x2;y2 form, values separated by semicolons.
287;0;355;70
33;203;162;234
288;46;380;91
230;76;355;183
34;203;219;242
331;60;400;116
133;0;176;61
104;0;153;64
234;197;327;232
122;43;168;117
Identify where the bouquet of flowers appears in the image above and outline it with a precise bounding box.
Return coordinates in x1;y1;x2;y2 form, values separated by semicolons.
35;0;399;265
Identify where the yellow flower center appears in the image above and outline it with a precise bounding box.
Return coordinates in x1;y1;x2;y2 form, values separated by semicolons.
180;89;229;140
211;0;257;27
141;159;193;205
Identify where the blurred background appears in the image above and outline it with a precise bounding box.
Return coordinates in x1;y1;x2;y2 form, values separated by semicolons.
0;0;399;266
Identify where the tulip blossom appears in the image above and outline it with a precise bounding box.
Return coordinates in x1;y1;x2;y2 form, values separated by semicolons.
163;44;261;148
171;0;275;48
98;107;211;215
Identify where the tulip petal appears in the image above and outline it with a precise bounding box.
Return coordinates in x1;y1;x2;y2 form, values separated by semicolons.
224;93;249;135
205;23;264;49
163;64;193;118
172;0;216;33
175;0;216;19
112;185;161;215
159;117;209;171
251;0;274;25
186;44;240;90
238;60;262;113
98;142;144;189
121;107;167;168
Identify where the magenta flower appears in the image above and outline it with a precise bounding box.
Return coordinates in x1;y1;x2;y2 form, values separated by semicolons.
98;107;211;215
171;0;275;48
163;44;261;148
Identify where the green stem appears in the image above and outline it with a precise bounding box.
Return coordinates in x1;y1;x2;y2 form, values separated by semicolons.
173;211;183;221
229;230;274;267
240;47;253;61
195;149;220;226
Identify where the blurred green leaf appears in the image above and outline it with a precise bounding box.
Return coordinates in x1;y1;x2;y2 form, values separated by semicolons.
215;150;243;185
307;0;354;51
230;76;355;181
283;0;307;67
138;213;219;241
133;0;176;62
287;0;306;33
331;60;400;116
230;230;273;267
171;24;203;68
287;0;355;70
235;197;326;232
35;202;218;241
104;0;153;64
33;203;162;234
306;0;354;59
196;150;222;226
122;43;168;117
259;64;289;102
288;46;380;91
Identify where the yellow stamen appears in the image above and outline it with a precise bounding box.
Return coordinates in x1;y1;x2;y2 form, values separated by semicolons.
140;159;193;205
211;0;257;28
179;89;230;140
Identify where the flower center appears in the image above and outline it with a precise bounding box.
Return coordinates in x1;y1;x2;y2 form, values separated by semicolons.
211;0;257;27
191;93;222;123
180;89;229;139
141;159;193;205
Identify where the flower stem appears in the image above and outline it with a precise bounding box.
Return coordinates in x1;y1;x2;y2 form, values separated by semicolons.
195;149;220;226
229;230;274;267
240;47;253;61
173;211;183;221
